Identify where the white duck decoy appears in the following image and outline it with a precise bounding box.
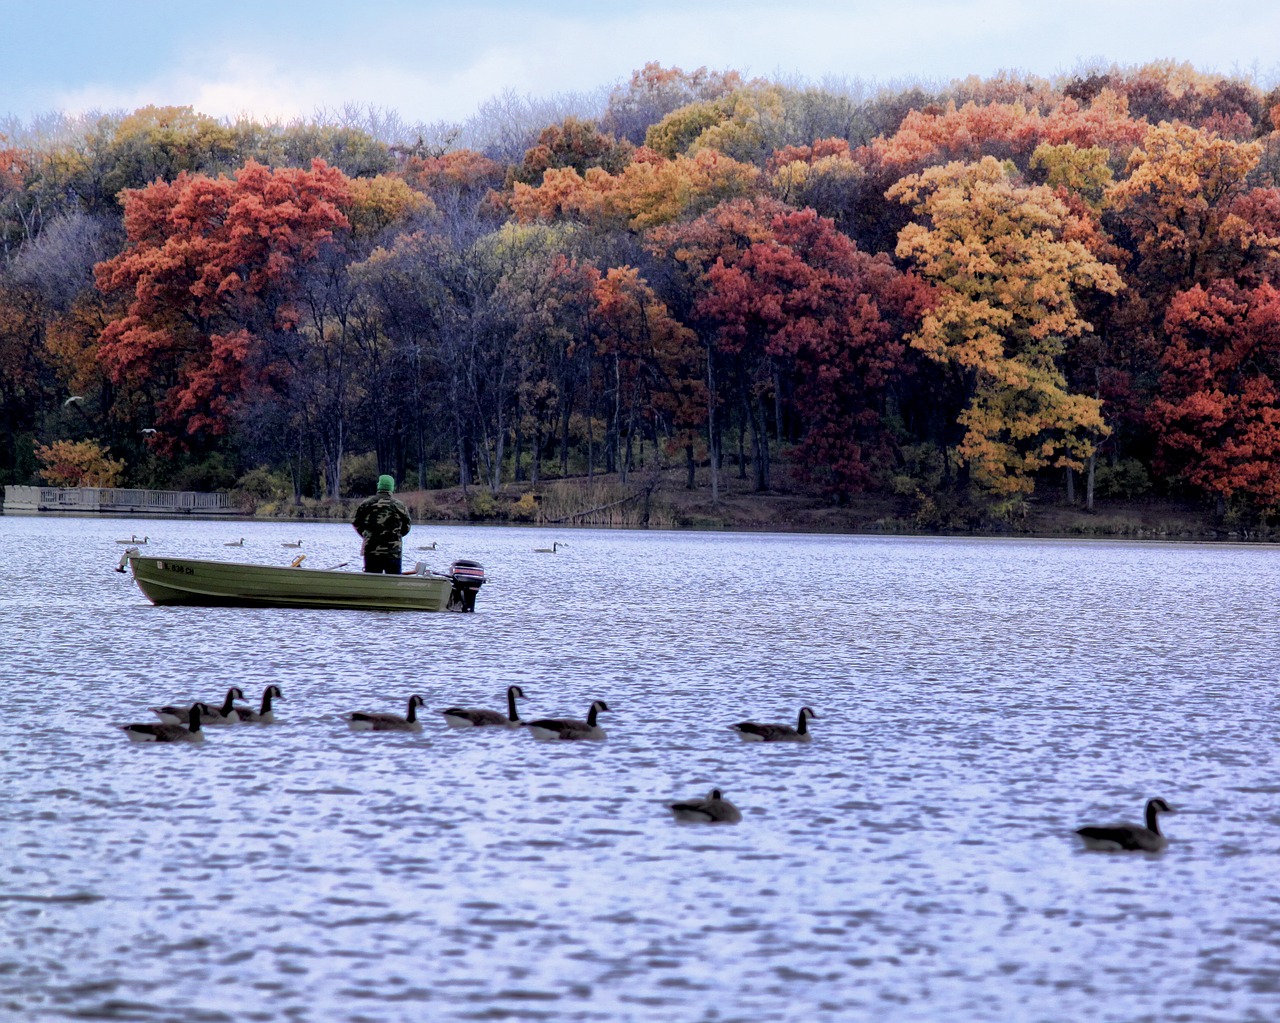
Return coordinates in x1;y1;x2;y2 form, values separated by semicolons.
534;542;566;553
347;694;426;732
152;687;245;725
282;540;303;548
115;535;148;544
232;685;283;723
440;685;526;728
730;706;817;743
668;788;743;823
1076;798;1176;852
526;699;609;741
123;703;212;743
224;538;245;547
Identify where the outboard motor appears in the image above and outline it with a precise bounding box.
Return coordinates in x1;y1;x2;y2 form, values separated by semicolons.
447;560;486;612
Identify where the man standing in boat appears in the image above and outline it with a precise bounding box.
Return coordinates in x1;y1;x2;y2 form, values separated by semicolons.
352;475;412;574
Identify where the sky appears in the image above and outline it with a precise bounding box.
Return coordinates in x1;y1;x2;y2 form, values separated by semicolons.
2;0;1278;130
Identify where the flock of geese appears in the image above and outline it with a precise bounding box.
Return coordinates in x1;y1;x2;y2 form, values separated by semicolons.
118;684;1172;846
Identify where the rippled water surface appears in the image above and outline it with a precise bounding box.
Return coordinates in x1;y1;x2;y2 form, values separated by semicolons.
3;515;1280;1022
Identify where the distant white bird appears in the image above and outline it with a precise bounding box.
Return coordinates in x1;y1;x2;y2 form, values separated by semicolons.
62;395;84;407
224;538;244;547
141;428;157;434
534;542;567;553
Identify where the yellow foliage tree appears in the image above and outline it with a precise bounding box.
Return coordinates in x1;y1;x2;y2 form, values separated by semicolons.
1106;122;1269;290
510;149;759;232
346;175;434;238
34;439;125;487
889;156;1123;498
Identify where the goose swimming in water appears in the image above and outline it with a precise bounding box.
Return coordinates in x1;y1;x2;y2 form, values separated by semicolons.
526;699;609;741
347;694;426;732
224;538;244;547
440;685;526;728
533;542;566;553
282;540;302;548
123;703;212;743
115;535;148;544
668;788;743;823
731;706;817;743
152;687;245;725
416;542;437;550
232;685;283;723
1076;797;1176;851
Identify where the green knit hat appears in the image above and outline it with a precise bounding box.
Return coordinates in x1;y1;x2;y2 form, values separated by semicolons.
377;474;395;493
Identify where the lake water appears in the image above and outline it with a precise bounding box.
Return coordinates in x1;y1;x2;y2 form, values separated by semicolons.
2;514;1279;1022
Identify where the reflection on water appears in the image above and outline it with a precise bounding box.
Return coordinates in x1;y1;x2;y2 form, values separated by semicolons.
3;516;1280;1021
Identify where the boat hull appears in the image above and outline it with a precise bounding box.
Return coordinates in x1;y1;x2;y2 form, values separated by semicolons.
127;554;461;611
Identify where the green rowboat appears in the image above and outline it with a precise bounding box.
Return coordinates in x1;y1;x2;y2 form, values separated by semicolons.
120;551;485;612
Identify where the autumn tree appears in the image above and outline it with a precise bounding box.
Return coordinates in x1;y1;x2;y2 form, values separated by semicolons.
889;156;1123;502
1107;123;1272;294
511;117;634;185
94;160;352;451
601;63;745;146
693;207;930;496
34;438;125;487
1149;281;1280;513
589;265;702;486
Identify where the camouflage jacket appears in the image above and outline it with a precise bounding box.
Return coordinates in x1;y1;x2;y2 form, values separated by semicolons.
352;492;412;556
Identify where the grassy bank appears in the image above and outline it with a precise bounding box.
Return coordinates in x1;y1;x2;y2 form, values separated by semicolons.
246;465;1278;542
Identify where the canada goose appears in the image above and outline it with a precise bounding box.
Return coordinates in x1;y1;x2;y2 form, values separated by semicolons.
115;535;148;544
440;685;526;728
526;699;609;741
731;706;817;743
152;687;245;725
669;788;743;823
123;703;211;743
534;542;566;553
224;538;244;547
282;540;302;548
348;694;426;732
416;542;437;550
233;685;282;723
1076;798;1176;852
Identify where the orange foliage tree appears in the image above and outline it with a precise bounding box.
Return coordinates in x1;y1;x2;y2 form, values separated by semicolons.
94;160;351;449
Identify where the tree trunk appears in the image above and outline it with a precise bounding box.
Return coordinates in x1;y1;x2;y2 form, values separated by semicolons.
1065;466;1075;505
1085;452;1096;512
706;344;718;505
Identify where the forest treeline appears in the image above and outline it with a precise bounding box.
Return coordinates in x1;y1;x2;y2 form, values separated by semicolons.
3;60;1280;528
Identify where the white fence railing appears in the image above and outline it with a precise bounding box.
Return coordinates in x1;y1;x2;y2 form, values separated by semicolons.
4;485;233;514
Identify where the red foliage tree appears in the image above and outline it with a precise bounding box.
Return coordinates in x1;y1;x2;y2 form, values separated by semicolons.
1150;281;1280;509
696;207;932;495
94;160;351;448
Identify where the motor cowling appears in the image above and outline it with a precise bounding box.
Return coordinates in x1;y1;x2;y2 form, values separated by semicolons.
447;560;485;612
